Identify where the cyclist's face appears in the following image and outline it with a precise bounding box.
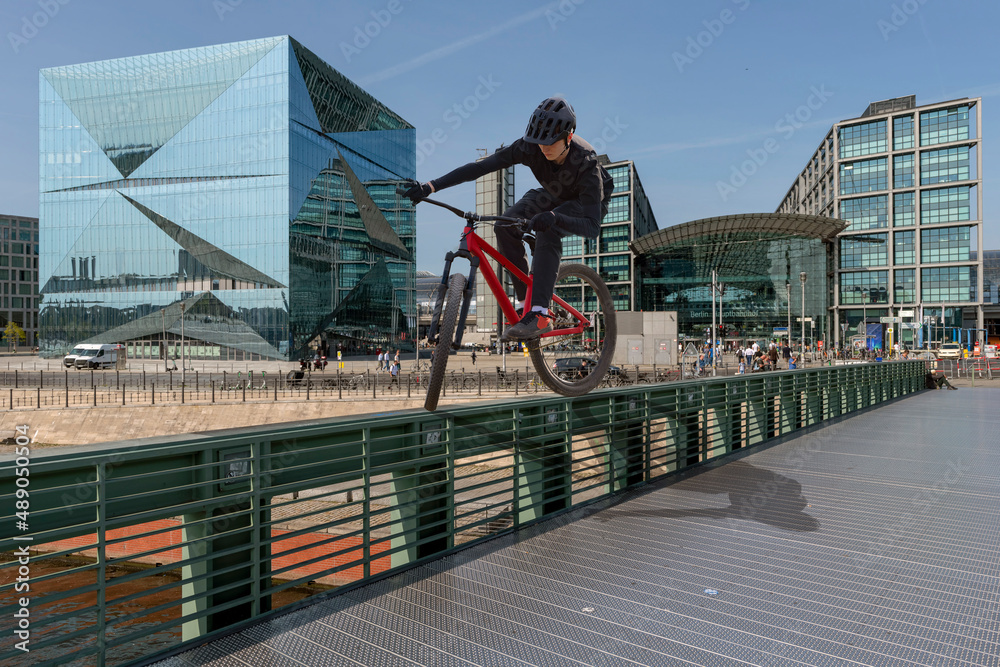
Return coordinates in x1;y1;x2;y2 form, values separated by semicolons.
539;138;570;163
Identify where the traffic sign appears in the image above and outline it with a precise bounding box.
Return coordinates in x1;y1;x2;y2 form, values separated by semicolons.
880;316;901;323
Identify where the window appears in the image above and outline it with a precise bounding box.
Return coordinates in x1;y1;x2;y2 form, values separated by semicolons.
920;227;971;263
839;196;887;230
840;158;887;195
921;266;971;302
894;230;915;265
600;225;631;253
920;105;970;146
893;192;915;227
840;271;889;304
893;115;914;150
921;187;971;224
599;254;630;282
562;236;583;257
893;154;914;188
839;120;886;158
894;268;915;303
607;165;630;194
839;234;888;269
605;194;630;223
920;146;970;185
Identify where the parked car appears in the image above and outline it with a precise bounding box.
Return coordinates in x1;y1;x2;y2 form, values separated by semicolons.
936;343;962;360
551;356;624;380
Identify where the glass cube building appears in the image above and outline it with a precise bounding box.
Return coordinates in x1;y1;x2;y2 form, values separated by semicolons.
777;95;982;348
39;36;416;360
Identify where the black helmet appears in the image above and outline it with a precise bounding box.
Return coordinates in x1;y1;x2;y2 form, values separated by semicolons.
523;96;576;145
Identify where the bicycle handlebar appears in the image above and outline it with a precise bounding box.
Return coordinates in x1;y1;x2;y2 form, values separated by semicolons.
396;187;528;228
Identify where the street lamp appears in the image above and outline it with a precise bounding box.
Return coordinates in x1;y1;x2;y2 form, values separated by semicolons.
180;302;186;385
799;272;807;362
786;282;791;347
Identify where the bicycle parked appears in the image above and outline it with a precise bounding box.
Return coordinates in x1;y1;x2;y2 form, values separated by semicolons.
403;191;617;411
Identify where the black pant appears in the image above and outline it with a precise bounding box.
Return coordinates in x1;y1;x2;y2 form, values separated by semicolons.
494;188;604;309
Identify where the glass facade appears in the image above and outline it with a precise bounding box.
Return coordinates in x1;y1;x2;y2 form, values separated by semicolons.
634;221;831;342
838;120;886;159
919;105;970;146
560;159;657;312
840;158;888;195
39;36;415;359
839;195;887;230
0;215;40;347
778;96;982;347
921;266;972;302
921;186;972;224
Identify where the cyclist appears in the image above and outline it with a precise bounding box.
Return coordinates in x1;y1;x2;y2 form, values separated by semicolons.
404;96;613;341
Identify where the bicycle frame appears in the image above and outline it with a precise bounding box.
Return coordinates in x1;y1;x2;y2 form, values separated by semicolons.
429;223;591;349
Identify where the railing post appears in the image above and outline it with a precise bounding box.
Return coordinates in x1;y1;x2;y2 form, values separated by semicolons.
609;395;646;492
390;424;453;567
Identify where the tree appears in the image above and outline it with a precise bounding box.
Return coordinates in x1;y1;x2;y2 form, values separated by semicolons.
3;321;26;353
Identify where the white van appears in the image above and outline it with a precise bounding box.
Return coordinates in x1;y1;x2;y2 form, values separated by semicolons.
63;343;100;368
69;344;125;369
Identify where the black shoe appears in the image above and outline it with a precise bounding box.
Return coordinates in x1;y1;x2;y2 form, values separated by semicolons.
502;310;553;341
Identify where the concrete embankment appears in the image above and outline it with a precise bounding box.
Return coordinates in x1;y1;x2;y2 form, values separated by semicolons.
0;397;488;446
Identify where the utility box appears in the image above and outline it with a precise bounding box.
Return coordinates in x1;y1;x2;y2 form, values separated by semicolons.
613;312;678;367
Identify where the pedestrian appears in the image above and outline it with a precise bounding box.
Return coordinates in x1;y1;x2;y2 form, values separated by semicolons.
471;350;477;366
388;360;400;390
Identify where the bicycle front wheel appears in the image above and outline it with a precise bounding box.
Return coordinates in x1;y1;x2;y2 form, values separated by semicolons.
529;263;617;397
425;273;466;411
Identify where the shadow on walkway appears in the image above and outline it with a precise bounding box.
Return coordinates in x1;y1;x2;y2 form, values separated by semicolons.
602;460;819;532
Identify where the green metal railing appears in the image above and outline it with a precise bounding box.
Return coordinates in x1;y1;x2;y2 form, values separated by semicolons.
0;361;926;666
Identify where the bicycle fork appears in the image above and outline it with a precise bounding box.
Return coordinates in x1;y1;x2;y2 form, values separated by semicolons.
428;250;479;350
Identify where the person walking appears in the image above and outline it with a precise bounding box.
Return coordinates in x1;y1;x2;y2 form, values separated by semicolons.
471;350;477;366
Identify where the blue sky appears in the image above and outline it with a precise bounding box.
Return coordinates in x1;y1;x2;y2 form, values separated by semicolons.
1;0;997;273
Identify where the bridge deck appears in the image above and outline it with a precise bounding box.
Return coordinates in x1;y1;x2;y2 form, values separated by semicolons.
154;388;1000;667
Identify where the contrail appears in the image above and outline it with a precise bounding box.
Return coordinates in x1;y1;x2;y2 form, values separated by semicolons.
358;3;559;86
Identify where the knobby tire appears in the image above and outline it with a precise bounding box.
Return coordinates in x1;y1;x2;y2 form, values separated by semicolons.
425;273;466;411
529;263;617;396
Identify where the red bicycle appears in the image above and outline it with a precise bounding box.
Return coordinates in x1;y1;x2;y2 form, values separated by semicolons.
406;191;617;411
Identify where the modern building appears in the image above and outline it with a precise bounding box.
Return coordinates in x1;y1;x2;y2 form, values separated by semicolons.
777;95;983;349
39;36;416;361
0;215;39;349
561;156;659;312
631;214;844;347
473;148;516;341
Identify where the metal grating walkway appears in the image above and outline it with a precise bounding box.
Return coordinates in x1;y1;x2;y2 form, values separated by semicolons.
154;388;1000;667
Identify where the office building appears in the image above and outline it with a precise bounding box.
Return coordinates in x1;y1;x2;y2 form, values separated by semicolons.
561;157;659;312
777;95;982;348
39;36;415;360
0;215;39;349
473;149;516;339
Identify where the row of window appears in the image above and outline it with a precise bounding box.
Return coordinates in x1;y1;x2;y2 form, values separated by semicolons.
840;227;972;268
840;186;974;229
837;106;971;161
840;266;973;303
840;147;974;196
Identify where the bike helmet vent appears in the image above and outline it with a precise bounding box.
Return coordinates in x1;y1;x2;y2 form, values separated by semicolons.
523;96;576;145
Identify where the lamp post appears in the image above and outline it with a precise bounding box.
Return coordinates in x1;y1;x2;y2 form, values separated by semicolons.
799;272;807;362
786;282;791;348
161;308;167;372
180;302;186;385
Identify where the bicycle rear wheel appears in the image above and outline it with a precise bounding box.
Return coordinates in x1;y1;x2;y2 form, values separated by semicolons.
529;263;617;396
425;273;466;411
